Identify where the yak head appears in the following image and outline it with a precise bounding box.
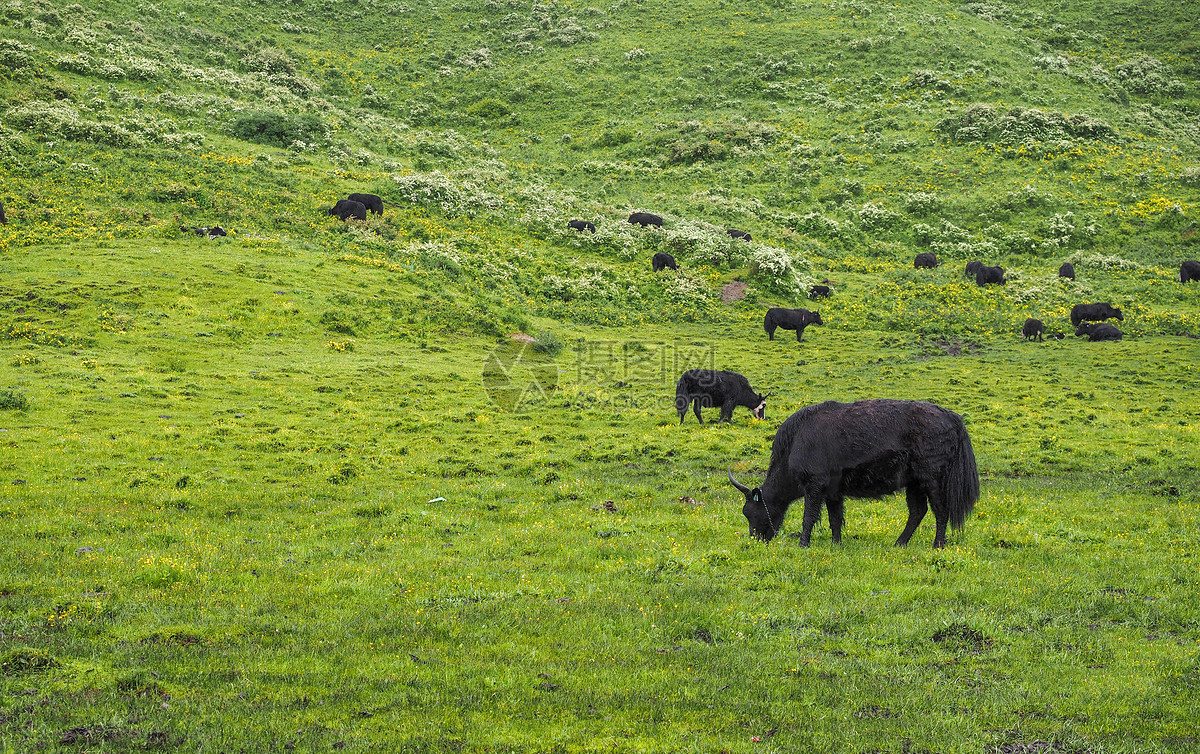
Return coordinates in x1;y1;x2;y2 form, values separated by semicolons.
807;311;824;326
1074;322;1093;337
752;391;770;421
729;470;778;541
1113;307;1124;321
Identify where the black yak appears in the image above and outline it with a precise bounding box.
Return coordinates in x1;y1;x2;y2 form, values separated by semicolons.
348;192;384;215
628;212;664;227
726;228;752;241
764;308;823;342
1075;322;1123;341
976;265;1006;286
568;219;596;234
728;399;979;548
1021;318;1044;341
1180;260;1200;283
675;369;767;425
330;199;367;221
964;260;982;278
1070;302;1122;327
1059;262;1076;280
179;225;227;238
0;199;6;225
652;252;678;272
1048;331;1065;339
914;252;938;269
809;285;831;300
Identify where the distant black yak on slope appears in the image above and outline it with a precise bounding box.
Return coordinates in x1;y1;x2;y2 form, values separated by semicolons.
628;212;664;227
914;252;938;269
675;369;767;424
726;228;752;241
808;285;831;300
1021;318;1044;342
764;308;823;342
568;219;596;233
0;200;6;225
1059;262;1076;280
1180;260;1200;283
975;265;1006;286
348;193;383;215
329;199;367;221
1070;302;1122;327
652;252;679;272
1075;322;1123;341
728;399;979;548
964;260;982;278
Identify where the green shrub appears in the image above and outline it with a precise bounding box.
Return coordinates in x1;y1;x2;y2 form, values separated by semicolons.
0;388;29;411
228;111;326;148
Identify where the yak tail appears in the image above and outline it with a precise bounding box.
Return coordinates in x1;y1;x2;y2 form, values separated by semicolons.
942;419;980;530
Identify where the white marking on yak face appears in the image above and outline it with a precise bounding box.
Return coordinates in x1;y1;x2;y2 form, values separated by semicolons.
753;400;766;420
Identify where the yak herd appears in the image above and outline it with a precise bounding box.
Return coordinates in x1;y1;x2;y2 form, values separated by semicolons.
315;197;1197;549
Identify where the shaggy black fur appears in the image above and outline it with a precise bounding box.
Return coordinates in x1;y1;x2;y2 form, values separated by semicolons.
652;252;678;272
1180;260;1200;283
675;369;767;424
726;228;752;241
975;265;1006;286
1059;262;1076;280
964;260;982;278
1070;302;1122;326
1075;322;1123;341
348;193;384;215
329;199;367;221
764;308;823;342
1021;318;1044;341
628;212;664;227
914;252;938;269
729;399;979;548
568;219;596;233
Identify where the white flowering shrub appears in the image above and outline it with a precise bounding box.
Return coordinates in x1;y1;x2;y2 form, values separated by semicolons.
1113;55;1184;97
903;192;941;216
1064;252;1145;272
747;246;813;298
662;270;715;308
858;202;899;231
390;170;504;218
625;47;647;62
1034;55;1070;75
1180;167;1200;186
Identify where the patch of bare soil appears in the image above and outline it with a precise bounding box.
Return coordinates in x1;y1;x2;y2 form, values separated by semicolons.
721;281;748;304
510;332;536;344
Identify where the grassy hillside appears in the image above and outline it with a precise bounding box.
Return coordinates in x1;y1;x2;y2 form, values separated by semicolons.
2;0;1200;751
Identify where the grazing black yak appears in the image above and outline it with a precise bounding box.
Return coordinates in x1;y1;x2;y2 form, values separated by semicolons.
726;228;752;241
964;260;982;278
1070;302;1122;327
914;252;938;269
764;308;823;342
179;225;227;238
809;284;831;300
1059;262;1076;280
728;399;979;548
1180;260;1200;283
675;369;767;425
0;199;6;225
975;265;1006;286
1022;318;1044;341
628;212;664;227
568;219;596;234
652;252;679;272
348;192;383;215
329;199;367;221
1075;322;1123;341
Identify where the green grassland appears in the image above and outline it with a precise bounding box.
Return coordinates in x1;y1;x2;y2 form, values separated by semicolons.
2;0;1200;751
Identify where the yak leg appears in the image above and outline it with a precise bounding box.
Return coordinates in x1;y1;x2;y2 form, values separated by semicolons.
796;486;826;547
692;399;704;424
894;485;928;547
796;326;805;342
827;496;846;544
719;401;735;423
766;325;776;341
924;483;951;549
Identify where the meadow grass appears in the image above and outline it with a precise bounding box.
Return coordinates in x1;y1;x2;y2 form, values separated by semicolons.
2;0;1200;750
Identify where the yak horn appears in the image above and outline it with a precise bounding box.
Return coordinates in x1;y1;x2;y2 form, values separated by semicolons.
728;469;751;495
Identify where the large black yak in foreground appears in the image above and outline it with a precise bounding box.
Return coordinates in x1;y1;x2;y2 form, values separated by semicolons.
675;369;768;424
728;399;979;548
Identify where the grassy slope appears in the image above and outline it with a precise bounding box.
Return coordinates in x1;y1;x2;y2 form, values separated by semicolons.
2;0;1200;751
